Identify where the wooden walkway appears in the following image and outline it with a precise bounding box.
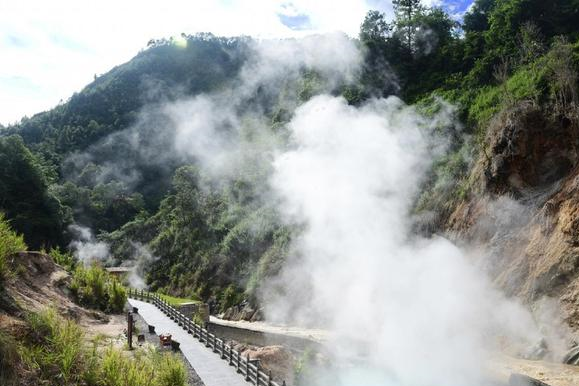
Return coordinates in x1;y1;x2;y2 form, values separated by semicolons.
129;298;248;386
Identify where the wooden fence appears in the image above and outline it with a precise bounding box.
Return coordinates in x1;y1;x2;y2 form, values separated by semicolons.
127;288;286;386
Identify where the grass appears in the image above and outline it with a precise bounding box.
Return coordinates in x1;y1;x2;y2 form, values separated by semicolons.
98;345;187;386
0;330;19;386
70;263;127;313
15;308;188;386
0;213;27;283
158;293;200;306
48;247;76;272
21;308;84;385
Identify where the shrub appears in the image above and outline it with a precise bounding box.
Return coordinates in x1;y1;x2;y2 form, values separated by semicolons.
49;247;76;272
107;279;127;313
155;353;187;386
546;37;578;112
0;213;27;283
70;263;127;313
469;62;548;144
17;309;187;386
97;346;186;386
219;284;244;313
21;308;84;385
0;331;19;386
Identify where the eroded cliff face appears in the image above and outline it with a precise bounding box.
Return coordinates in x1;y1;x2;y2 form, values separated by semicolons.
445;101;579;329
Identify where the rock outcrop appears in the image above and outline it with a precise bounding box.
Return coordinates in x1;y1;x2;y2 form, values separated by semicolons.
445;102;579;329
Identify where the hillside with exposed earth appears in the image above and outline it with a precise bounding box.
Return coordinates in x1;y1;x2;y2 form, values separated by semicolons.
2;1;579;386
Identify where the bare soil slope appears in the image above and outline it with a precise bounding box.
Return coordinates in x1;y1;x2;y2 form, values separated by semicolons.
0;251;121;336
445;103;579;329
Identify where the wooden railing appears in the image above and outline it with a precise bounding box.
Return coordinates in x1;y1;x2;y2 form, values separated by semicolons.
127;288;286;386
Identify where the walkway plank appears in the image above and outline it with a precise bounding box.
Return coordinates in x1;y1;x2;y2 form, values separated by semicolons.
128;299;248;386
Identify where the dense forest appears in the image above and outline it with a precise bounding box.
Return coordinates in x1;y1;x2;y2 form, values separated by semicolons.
1;0;579;310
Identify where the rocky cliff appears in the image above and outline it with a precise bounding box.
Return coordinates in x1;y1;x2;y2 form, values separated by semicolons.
445;101;579;329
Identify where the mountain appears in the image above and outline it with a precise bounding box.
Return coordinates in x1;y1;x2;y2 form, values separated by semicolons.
1;0;579;330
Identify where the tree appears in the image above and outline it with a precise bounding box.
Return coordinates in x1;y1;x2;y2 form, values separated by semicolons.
360;10;391;42
393;0;423;51
0;136;69;248
463;0;496;33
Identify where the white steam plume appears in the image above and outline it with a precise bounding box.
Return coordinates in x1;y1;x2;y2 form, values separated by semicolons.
264;95;541;386
126;242;158;290
68;223;111;265
168;33;362;180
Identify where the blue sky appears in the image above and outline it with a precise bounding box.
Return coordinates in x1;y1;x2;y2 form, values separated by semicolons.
0;0;473;125
438;0;474;19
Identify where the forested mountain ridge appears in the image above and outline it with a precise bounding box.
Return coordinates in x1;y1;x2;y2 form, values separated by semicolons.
2;0;579;322
1;35;251;248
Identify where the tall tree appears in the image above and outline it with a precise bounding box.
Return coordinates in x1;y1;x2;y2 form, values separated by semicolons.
360;10;391;42
393;0;423;51
0;136;69;248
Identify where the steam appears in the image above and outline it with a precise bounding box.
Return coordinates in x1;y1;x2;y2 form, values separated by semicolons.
264;95;542;386
126;242;158;290
68;224;110;264
57;31;555;386
169;33;362;180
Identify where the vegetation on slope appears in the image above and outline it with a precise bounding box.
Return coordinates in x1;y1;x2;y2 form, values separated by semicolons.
1;308;187;386
70;263;127;313
0;213;27;283
0;136;68;249
0;0;578;310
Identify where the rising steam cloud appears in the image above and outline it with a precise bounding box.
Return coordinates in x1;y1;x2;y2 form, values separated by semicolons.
68;223;111;264
264;95;542;386
61;31;550;386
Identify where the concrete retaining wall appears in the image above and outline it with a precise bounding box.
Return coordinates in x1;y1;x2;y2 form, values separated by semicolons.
206;322;322;353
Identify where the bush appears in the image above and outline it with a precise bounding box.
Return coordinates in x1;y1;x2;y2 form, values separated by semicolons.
70;263;127;313
21;308;84;385
0;331;19;386
17;309;187;386
98;346;186;386
0;213;27;283
469;62;548;141
108;279;127;313
49;247;76;272
155;353;187;386
219;284;244;313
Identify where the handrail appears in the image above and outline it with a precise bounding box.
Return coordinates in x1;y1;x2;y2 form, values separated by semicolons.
127;288;286;386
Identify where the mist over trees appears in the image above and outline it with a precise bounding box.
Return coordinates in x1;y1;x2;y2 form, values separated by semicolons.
1;0;579;304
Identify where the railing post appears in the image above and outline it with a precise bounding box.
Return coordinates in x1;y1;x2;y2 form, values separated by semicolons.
124;287;287;386
245;355;250;381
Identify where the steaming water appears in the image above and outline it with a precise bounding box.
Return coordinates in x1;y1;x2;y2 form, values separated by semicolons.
264;95;541;386
62;32;553;386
